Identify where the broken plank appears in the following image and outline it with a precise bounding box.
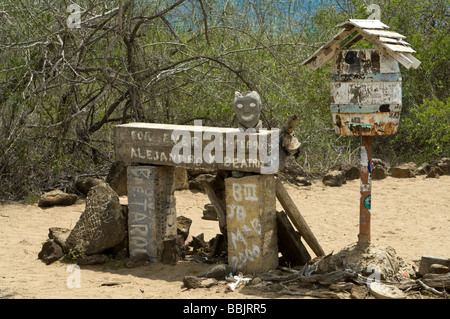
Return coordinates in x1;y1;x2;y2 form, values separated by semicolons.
418;255;450;276
277;211;311;266
275;178;325;257
336;19;390;30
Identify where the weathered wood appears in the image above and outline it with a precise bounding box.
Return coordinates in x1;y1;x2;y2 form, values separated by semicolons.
204;182;227;237
114;122;282;174
418;255;450;276
298;268;358;286
277;211;311;266
275;178;325;257
336;19;390;30
301;19;420;70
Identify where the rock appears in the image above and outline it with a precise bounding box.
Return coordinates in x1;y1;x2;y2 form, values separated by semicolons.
74;177;105;196
322;170;346;187
199;264;234;280
426;166;442;178
38;240;63;265
372;164;389;180
350;285;369;299
390;162;417;178
417;163;430;175
65;183;127;256
342;164;360;180
429;264;449;274
436;157;450;175
202;204;217;221
162;234;186;265
277;163;311;186
106;161;128;196
177;216;192;241
174;167;189;190
38;190;77;208
188;174;216;190
48;227;71;252
189;233;208;254
183;276;218;289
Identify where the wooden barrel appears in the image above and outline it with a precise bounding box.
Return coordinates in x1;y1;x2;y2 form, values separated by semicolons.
330;49;402;136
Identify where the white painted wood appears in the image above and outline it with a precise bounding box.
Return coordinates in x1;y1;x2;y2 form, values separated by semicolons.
361;29;406;39
336;19;389;30
382;43;416;53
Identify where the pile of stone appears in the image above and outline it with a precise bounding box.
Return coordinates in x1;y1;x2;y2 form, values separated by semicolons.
322;157;450;187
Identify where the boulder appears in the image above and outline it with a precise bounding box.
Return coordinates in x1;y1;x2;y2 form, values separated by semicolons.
74;177;105;196
38;190;77;208
342;164;360;180
426;166;442;178
65;183;127;256
183;276;218;289
390;162;417;178
106;161;128;196
38;240;64;265
48;227;71;252
322;170;346;187
372;165;389;180
177;216;192;241
416;163;430;175
161;234;186;265
436;157;450;175
188;174;216;190
202;204;217;221
199;264;234;280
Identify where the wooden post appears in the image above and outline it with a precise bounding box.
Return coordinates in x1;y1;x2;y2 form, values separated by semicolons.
275;178;325;257
359;136;372;247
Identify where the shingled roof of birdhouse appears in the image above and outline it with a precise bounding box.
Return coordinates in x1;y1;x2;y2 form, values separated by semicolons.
301;19;421;70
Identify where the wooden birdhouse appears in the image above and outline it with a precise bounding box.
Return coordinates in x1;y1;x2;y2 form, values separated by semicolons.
301;19;421;136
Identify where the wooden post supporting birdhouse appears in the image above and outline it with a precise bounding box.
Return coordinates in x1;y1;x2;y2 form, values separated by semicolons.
301;19;420;246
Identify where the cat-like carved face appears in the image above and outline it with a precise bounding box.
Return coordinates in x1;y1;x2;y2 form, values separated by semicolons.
233;91;261;129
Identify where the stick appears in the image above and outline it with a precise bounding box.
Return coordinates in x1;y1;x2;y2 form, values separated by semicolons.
204;182;227;236
417;279;445;297
275;178;325;257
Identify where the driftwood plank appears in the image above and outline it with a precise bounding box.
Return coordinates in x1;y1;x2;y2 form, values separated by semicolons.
275;178;325;257
204;182;227;237
418;255;450;276
277;211;311;266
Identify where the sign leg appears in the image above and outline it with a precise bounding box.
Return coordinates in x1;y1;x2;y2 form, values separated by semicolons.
359;136;372;247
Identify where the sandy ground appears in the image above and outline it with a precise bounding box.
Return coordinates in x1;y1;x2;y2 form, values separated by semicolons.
0;175;449;299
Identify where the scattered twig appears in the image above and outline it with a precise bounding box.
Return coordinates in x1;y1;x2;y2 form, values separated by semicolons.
417;279;445;297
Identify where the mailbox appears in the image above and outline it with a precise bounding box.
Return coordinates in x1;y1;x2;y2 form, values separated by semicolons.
301;19;421;245
301;19;420;136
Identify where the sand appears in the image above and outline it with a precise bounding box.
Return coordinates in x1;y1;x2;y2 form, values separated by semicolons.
0;175;449;299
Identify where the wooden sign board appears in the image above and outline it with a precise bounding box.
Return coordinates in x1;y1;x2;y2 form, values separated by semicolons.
114;122;282;174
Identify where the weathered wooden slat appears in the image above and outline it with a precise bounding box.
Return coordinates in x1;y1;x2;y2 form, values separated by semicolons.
301;28;355;68
378;37;399;44
277;211;311;266
360;29;406;39
382;43;416;53
403;53;421;69
336;19;390;30
275;178;325;257
114;122;282;174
